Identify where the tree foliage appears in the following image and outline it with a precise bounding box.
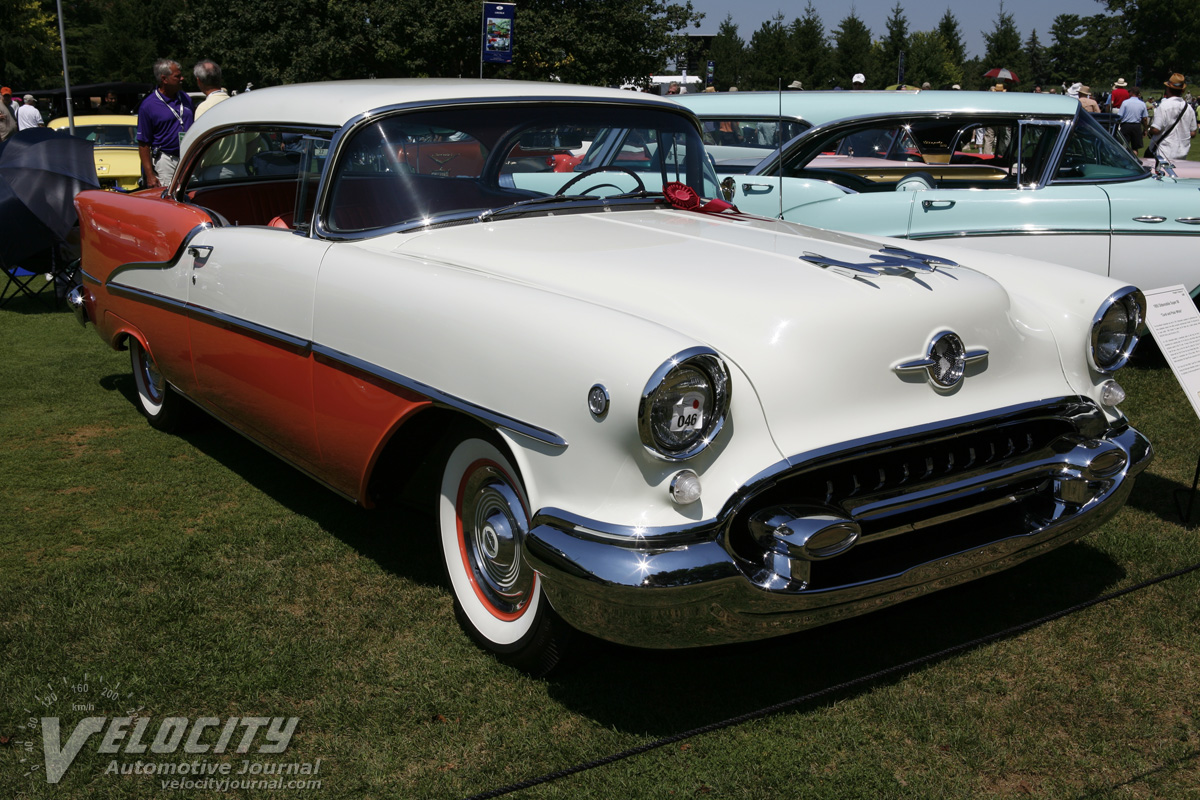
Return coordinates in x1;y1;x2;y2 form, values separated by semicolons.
708;15;746;90
937;9;968;65
832;11;873;88
1;0;60;88
882;3;909;86
790;2;830;90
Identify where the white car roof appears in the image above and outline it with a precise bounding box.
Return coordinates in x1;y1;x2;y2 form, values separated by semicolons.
186;78;680;143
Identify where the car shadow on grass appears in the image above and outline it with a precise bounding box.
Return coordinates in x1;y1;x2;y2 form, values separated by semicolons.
98;370;448;590
545;541;1126;736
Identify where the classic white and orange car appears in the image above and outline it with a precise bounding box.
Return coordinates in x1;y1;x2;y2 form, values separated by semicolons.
70;80;1151;673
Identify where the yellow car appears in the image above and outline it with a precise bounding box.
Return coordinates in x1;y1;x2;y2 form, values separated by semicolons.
48;115;141;190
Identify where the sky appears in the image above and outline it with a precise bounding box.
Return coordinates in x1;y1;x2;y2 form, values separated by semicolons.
686;0;1108;65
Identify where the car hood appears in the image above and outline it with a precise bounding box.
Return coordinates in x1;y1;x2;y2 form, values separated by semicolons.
387;208;1073;457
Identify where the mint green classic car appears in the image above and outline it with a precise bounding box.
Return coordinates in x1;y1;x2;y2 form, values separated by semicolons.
678;91;1200;297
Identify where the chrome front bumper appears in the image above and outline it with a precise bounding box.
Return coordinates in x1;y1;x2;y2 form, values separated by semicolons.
524;416;1152;650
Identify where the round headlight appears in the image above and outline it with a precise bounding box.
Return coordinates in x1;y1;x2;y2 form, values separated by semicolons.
1089;287;1145;373
638;348;731;460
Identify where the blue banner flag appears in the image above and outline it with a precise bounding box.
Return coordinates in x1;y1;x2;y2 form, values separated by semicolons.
482;3;515;65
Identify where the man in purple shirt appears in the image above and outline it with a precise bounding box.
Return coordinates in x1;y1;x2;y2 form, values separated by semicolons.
137;59;194;189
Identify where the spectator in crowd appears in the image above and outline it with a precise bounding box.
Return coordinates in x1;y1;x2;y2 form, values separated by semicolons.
1033;85;1043;93
851;73;865;89
666;81;681;95
1147;73;1197;161
98;91;123;114
16;95;44;129
193;59;230;119
0;87;16;141
787;80;803;90
1079;86;1101;113
1118;86;1149;153
1110;78;1130;110
136;58;194;189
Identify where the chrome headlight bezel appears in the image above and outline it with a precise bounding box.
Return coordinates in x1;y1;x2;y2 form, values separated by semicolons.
1088;286;1145;373
638;347;731;461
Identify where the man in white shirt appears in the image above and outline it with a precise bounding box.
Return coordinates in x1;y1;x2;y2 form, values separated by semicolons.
193;59;230;119
16;95;44;129
1148;73;1198;161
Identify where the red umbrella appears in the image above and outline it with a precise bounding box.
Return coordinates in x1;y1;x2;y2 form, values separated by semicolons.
983;67;1020;83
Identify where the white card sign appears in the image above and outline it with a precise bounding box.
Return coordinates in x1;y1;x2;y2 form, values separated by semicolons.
1142;285;1200;421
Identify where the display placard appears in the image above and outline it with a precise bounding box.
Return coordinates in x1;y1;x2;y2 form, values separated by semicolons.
1143;285;1200;421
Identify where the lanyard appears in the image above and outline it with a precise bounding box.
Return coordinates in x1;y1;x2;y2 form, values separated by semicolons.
157;90;185;126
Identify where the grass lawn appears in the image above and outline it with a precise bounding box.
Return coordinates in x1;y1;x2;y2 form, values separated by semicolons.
1;295;1199;799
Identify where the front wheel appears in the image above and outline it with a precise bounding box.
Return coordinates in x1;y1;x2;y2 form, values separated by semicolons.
438;435;569;675
129;339;190;432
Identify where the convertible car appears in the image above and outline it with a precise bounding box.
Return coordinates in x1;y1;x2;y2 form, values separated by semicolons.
680;92;1200;297
70;80;1150;673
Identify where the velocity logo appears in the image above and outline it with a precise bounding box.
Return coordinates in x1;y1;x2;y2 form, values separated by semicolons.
40;715;299;783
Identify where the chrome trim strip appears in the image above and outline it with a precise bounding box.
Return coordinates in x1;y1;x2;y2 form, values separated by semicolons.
311;344;567;448
107;223;213;284
906;229;1102;240
106;283;190;314
185;303;312;356
1177;217;1200;224
1133;216;1167;223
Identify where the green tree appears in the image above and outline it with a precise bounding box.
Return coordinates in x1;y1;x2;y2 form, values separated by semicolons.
1105;0;1200;83
937;9;968;64
1024;29;1048;90
832;10;873;88
983;4;1023;87
708;15;746;90
1048;13;1090;87
882;3;909;86
745;13;793;90
1;0;62;89
906;30;959;89
790;2;830;89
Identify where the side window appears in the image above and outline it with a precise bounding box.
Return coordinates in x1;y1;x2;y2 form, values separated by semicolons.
1054;112;1146;181
185;128;332;229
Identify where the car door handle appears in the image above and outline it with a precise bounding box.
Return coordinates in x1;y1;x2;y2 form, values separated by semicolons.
1176;217;1200;224
187;245;213;264
741;182;775;195
921;199;955;210
1132;216;1166;223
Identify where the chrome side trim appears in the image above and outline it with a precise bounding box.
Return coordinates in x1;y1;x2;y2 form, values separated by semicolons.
905;228;1104;240
312;344;567;448
107;223;213;283
185;303;312;356
1133;216;1167;223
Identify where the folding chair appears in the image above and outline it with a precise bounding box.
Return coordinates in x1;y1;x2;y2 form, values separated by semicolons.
0;244;73;311
0;259;57;310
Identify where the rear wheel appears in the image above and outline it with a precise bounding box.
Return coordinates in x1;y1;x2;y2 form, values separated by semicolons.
438;434;568;675
129;339;190;432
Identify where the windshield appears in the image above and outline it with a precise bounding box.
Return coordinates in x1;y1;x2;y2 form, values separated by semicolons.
325;103;719;234
68;124;137;146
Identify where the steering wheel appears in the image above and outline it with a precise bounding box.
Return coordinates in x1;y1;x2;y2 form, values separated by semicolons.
556;166;646;196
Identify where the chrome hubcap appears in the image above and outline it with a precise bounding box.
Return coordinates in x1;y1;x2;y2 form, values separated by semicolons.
460;465;533;613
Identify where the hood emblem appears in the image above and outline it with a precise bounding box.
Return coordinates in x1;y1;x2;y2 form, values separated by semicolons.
801;246;960;281
894;331;988;388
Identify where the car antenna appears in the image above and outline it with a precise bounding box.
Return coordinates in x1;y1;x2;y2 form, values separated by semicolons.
778;78;785;220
